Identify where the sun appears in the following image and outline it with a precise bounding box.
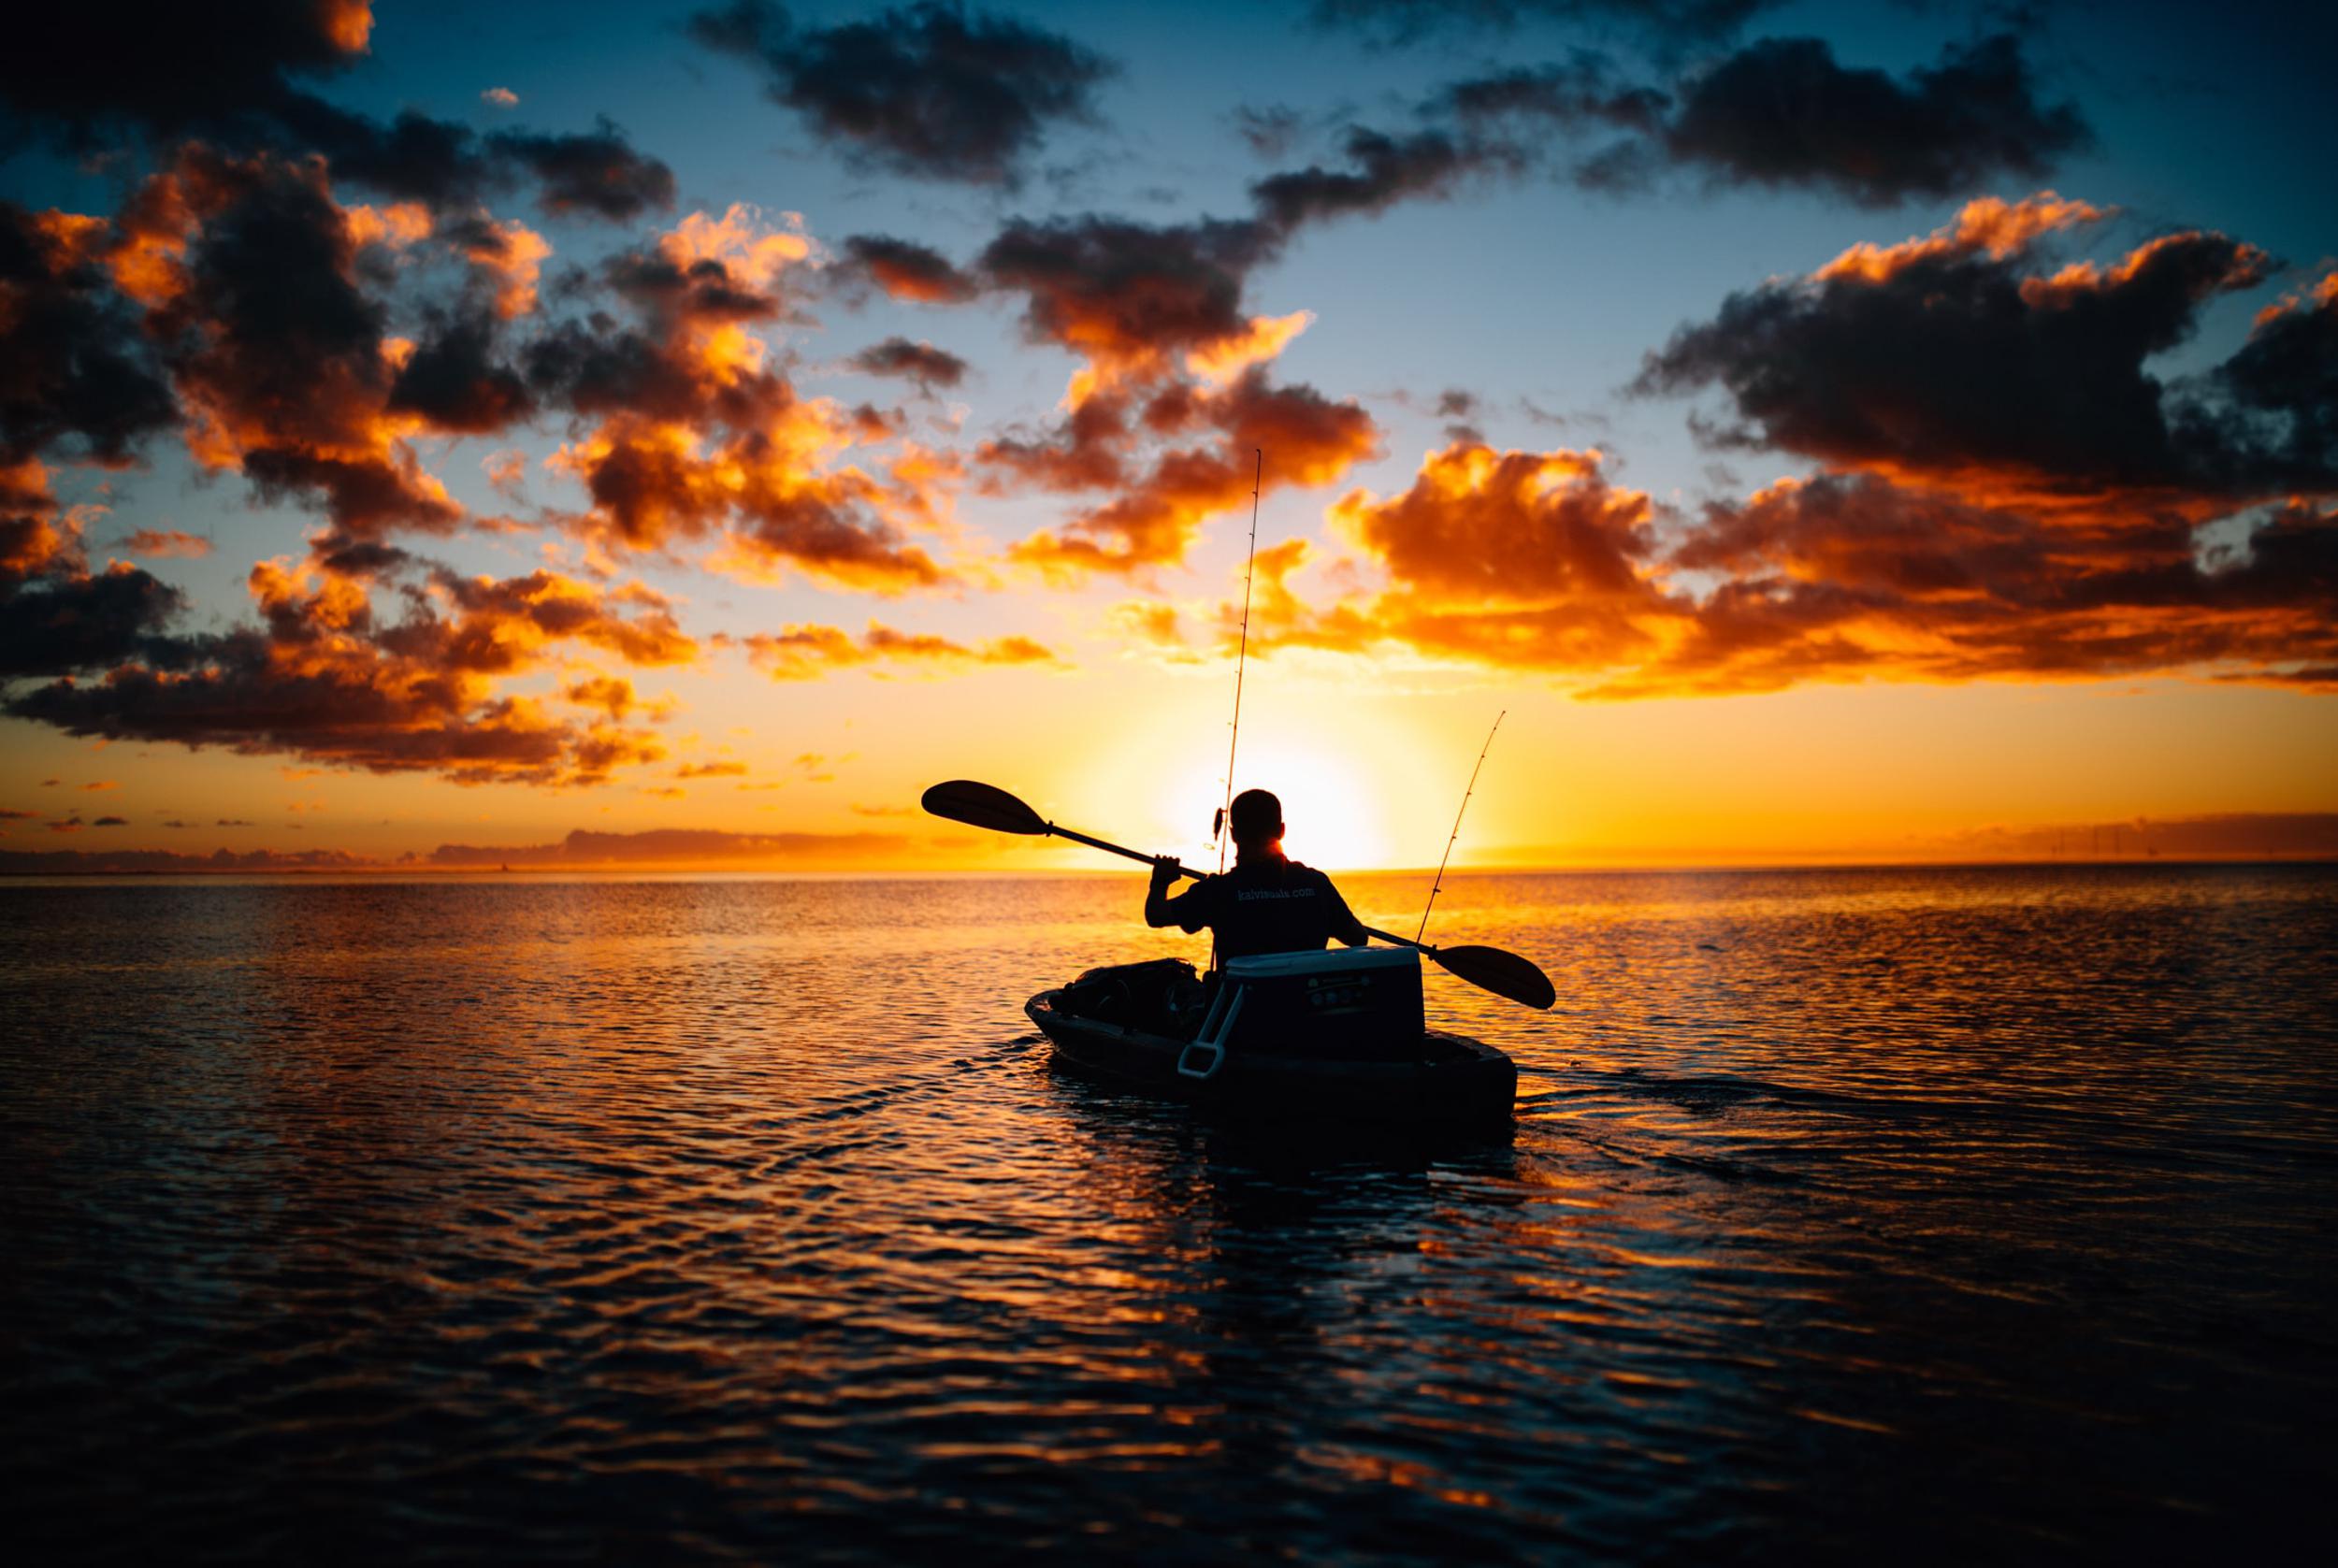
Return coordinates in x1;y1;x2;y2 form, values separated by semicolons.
1159;736;1392;870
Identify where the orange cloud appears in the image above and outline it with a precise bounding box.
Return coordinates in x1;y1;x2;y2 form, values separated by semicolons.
530;209;957;591
1176;438;2338;698
2019;230;2273;310
321;1;375;53
964;211;1372;581
1331;443;1660;604
1232;443;1681;672
1008;371;1378;578
426;568;699;670
121;528;212;558
343;201;431;251
8;550;699;786
1;461;73;578
658;203;813;288
462;217;551;318
562;674;638;719
105;148;470;540
2253;267;2338;330
1814;191;2109;283
742;621;1061;680
1185;309;1314;389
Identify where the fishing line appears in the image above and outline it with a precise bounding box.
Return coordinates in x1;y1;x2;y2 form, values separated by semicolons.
1418;711;1504;945
1214;447;1263;874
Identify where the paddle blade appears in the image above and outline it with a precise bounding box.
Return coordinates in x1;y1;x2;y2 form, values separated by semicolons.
1434;944;1557;1011
921;779;1048;836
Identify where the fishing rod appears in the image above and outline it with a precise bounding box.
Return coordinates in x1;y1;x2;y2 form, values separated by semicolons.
1213;448;1264;872
1418;711;1504;944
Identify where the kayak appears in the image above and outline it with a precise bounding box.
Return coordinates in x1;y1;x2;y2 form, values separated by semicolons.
1025;946;1517;1124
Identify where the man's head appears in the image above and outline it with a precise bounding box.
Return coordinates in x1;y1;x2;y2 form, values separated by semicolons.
1228;788;1283;853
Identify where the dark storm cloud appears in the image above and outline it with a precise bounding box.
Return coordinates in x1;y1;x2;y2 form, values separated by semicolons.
281;100;499;209
0;203;179;467
522;320;711;423
1675;479;2338;629
601;248;784;325
386;311;537;434
136;150;467;538
238;448;463;536
1658;34;2089;205
484;121;679;221
1248;127;1522;235
0;7;671;223
840;235;979;303
1439;33;2087;207
1434;55;1668;137
271;101;677;221
977;214;1273;363
1616;484;2338;696
7;553;696;787
1632;220;2309;497
688;0;1116;186
1230;106;1305;160
2;464;187;678
975;133;1485;351
847;338;970;389
310;539;415;582
165;155;387;410
1308;0;1776;51
0;564;185;678
2215;280;2338;486
0;2;370;150
977;392;1137;491
856;115;1537;378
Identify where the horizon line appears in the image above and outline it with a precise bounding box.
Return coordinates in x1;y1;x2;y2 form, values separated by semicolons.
4;851;2333;884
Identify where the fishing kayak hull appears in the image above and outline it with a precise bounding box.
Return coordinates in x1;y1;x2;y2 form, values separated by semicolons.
1026;986;1518;1124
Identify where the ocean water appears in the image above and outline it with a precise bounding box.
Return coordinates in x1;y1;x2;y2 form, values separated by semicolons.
4;865;2335;1561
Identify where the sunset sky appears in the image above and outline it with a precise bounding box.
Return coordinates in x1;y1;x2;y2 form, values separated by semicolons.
2;0;2331;872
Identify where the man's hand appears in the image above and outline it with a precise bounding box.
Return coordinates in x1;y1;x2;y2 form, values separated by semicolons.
1149;855;1183;887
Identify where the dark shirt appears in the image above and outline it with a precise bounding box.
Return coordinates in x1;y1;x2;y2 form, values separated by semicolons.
1148;851;1368;959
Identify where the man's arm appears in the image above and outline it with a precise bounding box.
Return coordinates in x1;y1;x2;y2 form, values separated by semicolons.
1321;873;1368;947
1145;856;1209;931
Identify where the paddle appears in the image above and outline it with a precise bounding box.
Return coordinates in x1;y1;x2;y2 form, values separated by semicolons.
921;779;1556;1011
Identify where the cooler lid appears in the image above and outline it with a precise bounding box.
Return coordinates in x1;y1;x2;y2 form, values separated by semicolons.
1223;946;1420;979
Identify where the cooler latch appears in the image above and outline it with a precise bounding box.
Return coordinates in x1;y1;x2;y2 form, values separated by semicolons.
1177;984;1246;1081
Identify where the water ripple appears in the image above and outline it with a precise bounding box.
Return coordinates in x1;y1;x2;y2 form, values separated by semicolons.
4;866;2335;1561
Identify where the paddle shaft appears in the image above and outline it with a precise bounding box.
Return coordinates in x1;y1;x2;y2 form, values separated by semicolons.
1046;820;1199;876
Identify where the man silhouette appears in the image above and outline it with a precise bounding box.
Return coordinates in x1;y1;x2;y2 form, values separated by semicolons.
1146;788;1368;960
